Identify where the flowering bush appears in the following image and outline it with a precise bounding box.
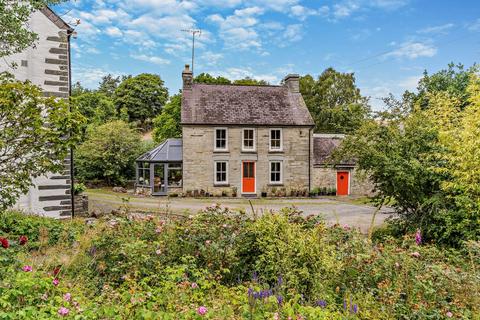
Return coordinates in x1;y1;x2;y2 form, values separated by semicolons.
0;209;478;319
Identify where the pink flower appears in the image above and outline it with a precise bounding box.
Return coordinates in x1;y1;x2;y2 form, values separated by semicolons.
446;311;453;318
415;229;422;245
197;306;208;315
53;278;60;286
273;313;280;320
155;249;162;255
395;262;400;268
411;251;421;258
155;227;163;234
41;293;48;301
191;282;198;289
63;293;71;301
58;307;69;316
205;240;211;246
22;265;32;272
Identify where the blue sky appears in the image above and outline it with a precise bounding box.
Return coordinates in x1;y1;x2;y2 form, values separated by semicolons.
56;0;480;109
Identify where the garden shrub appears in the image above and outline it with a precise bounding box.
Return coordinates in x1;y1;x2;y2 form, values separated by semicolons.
1;208;479;319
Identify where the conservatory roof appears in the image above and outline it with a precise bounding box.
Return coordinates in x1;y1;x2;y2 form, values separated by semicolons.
136;138;183;162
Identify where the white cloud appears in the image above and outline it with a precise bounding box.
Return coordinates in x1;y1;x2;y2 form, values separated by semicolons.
418;23;454;34
385;41;437;59
105;26;123;37
398;75;421;90
324;0;409;20
290;5;327;20
72;66;121;88
283;24;303;43
131;54;171;65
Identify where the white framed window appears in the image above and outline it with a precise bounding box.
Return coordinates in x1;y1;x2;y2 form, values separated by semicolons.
269;128;283;151
242;128;256;151
214;161;228;185
270;161;282;184
214;128;228;151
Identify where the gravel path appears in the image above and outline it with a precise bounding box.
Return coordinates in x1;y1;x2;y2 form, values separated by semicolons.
87;189;394;232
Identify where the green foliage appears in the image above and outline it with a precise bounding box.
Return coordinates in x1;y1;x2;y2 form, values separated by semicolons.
75;120;143;185
194;73;269;86
72;91;117;135
0;0;66;58
113;73;168;127
0;209;478;319
300;68;371;133
194;73;232;85
338;66;480;246
0;73;84;211
152;94;182;143
414;63;476;110
98;74;121;97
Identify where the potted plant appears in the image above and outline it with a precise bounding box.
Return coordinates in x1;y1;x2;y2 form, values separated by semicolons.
261;187;268;198
231;187;237;197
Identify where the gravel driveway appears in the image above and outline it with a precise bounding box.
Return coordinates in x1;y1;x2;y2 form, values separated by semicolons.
87;189;393;232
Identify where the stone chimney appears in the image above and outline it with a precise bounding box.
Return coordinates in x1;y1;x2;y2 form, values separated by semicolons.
284;74;300;93
182;64;193;90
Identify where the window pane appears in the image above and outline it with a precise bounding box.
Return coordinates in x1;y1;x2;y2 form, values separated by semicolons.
216;129;226;149
168;167;182;187
216;162;227;183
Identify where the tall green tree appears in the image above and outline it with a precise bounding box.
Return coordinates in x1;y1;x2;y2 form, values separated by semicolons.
300;68;371;133
113;73;168;127
152;94;182;143
72;91;117;133
0;1;66;57
98;74;121;97
0;73;84;210
194;73;231;85
75;120;143;185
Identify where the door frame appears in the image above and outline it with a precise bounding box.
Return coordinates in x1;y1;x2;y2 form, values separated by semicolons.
151;163;168;196
241;161;257;195
336;170;350;196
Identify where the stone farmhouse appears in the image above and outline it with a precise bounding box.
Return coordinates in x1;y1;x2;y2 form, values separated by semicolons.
136;65;372;197
0;7;74;218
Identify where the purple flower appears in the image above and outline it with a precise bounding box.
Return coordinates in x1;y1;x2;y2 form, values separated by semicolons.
252;271;258;282
277;275;283;286
446;311;453;318
277;295;283;305
353;304;358;314
63;293;71;301
343;299;347;310
58;307;69;316
197;306;207;315
415;229;422;245
22;265;32;272
248;288;254;297
191;282;198;289
316;300;327;308
53;278;60;286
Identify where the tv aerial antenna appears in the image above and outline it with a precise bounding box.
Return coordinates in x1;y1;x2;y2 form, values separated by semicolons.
181;28;201;74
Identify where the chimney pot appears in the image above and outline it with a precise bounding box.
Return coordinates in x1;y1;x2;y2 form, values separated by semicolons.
284;74;300;93
182;64;193;90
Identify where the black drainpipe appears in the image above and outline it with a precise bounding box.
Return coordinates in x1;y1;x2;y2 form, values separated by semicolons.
308;127;312;192
67;29;75;218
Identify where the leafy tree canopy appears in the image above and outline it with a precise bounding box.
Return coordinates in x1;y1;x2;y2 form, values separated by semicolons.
72;91;117;135
0;1;66;58
300;68;371;134
337;66;480;246
194;73;269;85
153;94;182;143
413;63;477;110
113;73;168;127
75;120;144;186
0;73;84;210
71;81;90;97
98;74;121;97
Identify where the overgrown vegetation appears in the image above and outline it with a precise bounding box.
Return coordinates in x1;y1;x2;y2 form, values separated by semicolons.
1;208;478;319
338;64;480;247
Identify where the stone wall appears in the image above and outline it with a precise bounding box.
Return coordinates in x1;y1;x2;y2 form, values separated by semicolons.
182;126;311;197
311;166;374;196
0;10;73;218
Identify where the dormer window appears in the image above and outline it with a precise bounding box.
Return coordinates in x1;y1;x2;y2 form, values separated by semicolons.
269;129;283;151
242;128;256;152
214;128;228;151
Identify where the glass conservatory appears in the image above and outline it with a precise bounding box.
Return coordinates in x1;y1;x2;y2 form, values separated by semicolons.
135;138;183;196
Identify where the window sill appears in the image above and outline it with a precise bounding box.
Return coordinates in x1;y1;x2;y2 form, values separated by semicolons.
268;183;284;186
214;183;230;187
213;150;229;153
241;150;257;153
268;150;284;153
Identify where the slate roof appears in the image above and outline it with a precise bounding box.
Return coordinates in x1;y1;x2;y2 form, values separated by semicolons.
136;138;183;162
181;83;314;126
313;134;355;166
41;7;74;32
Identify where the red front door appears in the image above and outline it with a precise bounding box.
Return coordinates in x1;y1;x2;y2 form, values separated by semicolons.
242;162;255;193
337;171;349;196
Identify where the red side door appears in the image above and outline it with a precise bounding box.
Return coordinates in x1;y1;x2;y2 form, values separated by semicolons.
337;171;349;196
242;162;255;193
